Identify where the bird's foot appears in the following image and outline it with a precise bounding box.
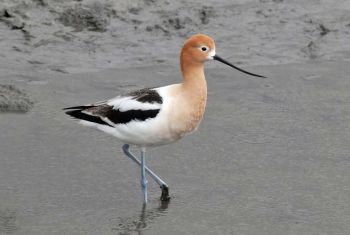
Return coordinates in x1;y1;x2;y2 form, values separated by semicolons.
160;185;170;201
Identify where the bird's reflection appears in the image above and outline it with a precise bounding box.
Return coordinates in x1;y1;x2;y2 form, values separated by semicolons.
112;200;169;235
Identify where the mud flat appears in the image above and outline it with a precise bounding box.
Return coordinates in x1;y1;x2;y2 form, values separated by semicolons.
0;0;349;75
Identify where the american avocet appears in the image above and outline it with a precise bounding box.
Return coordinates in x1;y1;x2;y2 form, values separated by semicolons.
63;34;265;204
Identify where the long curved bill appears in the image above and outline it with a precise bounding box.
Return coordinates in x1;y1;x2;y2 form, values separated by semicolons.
213;55;266;78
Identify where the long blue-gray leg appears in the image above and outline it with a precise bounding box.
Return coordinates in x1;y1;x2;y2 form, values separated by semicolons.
140;148;148;203
122;144;170;201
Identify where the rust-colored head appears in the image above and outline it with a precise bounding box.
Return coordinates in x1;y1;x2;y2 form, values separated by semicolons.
180;34;266;78
180;34;216;65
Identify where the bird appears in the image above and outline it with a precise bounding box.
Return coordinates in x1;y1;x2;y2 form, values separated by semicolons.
63;34;265;204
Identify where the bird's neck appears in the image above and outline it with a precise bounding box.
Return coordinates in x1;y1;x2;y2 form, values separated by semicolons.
166;55;208;136
180;59;208;124
180;60;207;96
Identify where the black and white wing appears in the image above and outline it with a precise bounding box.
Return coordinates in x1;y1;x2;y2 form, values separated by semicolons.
63;88;163;127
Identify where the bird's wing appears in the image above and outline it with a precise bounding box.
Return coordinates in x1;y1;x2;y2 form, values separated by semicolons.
64;88;163;126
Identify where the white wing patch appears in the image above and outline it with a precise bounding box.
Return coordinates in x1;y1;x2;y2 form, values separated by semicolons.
107;96;161;112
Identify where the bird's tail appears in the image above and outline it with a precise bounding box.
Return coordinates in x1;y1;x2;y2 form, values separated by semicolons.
63;105;112;127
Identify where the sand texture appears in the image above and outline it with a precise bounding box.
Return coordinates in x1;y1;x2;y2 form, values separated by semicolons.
0;0;349;74
0;84;33;112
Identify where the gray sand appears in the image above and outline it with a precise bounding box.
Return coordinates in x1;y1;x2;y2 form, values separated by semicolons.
0;85;33;112
1;62;350;234
1;0;350;234
0;0;349;74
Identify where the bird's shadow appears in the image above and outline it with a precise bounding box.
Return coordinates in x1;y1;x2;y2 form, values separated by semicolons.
111;200;170;235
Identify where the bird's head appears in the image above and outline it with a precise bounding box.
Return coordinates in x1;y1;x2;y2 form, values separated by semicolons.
181;34;266;78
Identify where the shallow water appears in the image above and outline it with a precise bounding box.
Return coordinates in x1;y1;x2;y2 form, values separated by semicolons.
0;63;350;234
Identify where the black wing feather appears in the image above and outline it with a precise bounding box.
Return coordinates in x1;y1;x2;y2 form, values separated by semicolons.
63;88;162;126
64;106;113;127
128;88;163;104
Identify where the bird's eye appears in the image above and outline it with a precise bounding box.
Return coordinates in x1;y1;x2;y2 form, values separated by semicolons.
200;46;208;52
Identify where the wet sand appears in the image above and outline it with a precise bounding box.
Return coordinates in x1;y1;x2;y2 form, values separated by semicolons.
1;0;350;76
0;61;350;234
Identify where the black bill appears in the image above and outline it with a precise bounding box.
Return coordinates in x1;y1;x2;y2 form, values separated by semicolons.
213;55;266;78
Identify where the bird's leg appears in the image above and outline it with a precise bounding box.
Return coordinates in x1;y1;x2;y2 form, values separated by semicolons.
140;148;148;203
122;144;170;201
